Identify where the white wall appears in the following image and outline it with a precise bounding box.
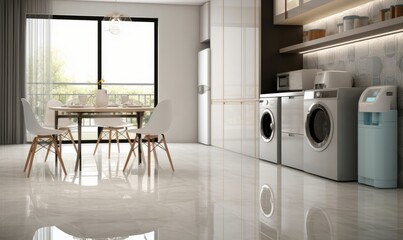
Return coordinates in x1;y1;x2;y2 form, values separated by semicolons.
53;1;201;142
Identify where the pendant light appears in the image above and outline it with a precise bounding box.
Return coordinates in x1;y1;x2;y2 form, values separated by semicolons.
103;0;132;35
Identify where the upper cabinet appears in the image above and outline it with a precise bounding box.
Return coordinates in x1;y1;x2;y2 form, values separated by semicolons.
200;2;210;43
280;16;403;53
274;0;372;25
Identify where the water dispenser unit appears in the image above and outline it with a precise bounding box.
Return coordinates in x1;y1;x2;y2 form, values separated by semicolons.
358;85;397;188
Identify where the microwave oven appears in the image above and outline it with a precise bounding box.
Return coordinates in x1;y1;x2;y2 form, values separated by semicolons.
277;69;321;92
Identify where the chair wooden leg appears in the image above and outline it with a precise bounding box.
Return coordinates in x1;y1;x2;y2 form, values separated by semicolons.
67;128;78;153
93;130;103;155
44;142;51;162
162;134;174;172
115;129;120;153
24;144;34;172
152;137;158;164
52;136;67;176
108;129;112;159
27;138;39;178
59;134;63;155
147;137;151;176
123;136;137;171
125;129;133;149
24;137;37;173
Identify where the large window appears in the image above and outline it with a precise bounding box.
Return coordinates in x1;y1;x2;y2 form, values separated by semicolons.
26;16;158;141
102;21;155;107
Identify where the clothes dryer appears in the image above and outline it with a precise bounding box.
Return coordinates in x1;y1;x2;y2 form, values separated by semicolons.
303;88;364;181
259;95;281;163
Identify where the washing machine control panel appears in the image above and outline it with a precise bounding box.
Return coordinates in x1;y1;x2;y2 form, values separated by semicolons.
261;99;269;105
260;99;277;106
305;90;338;99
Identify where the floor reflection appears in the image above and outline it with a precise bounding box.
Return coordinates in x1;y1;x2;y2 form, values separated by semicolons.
305;207;332;240
257;159;403;240
33;226;156;240
0;144;402;240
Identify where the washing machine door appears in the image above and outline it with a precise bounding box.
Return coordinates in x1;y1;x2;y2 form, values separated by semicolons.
260;109;275;142
305;103;333;151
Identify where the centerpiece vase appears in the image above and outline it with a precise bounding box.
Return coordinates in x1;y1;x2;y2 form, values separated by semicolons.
95;89;108;107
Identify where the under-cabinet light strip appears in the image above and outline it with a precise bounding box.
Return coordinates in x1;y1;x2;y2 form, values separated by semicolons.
299;29;403;54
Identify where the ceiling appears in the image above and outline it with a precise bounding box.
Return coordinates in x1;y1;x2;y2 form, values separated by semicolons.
67;0;208;5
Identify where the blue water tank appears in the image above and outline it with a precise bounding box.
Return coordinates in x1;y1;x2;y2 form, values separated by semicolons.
358;86;398;188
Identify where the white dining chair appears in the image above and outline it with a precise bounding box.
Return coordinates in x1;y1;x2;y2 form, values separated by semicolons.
21;98;67;177
44;99;78;155
123;99;174;176
93;118;133;159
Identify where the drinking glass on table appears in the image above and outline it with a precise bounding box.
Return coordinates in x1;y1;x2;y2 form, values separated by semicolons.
79;95;89;105
121;95;131;105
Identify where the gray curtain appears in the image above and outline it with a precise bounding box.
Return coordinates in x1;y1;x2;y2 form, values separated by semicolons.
0;0;51;144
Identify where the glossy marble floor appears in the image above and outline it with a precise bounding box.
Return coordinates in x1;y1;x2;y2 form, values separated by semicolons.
0;143;402;240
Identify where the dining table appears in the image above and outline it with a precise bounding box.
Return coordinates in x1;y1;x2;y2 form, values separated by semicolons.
49;105;154;171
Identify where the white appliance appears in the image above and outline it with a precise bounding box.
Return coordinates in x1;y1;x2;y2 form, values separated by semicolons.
358;86;398;188
198;48;211;145
314;70;353;89
281;93;304;170
259;95;281;164
303;88;364;181
277;69;321;92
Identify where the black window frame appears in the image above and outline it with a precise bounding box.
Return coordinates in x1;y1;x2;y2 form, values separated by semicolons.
26;14;159;143
50;15;159;106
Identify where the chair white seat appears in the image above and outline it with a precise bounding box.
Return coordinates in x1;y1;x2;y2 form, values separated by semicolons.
93;118;133;129
123;99;174;176
21;98;68;177
44;99;78;154
36;127;65;136
93;117;133;159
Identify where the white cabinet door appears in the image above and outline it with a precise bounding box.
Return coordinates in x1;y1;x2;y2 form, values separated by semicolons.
211;0;224;100
281;95;304;134
274;0;371;25
281;132;304;170
242;101;258;157
287;0;300;11
211;101;224;148
274;0;286;16
200;2;210;43
242;0;258;100
223;0;242;100
210;0;259;156
224;102;242;152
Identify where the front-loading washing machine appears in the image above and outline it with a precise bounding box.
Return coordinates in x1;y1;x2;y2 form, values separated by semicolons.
303;88;364;181
259;95;281;164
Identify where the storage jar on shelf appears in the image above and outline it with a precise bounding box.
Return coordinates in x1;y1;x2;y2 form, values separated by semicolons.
395;4;403;17
309;29;326;40
343;15;359;31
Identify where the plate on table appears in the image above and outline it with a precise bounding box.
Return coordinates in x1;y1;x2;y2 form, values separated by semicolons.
63;105;85;108
124;104;143;107
107;104;120;107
